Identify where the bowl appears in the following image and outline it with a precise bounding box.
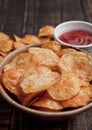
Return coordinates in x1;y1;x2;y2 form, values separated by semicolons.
0;43;92;121
54;21;92;50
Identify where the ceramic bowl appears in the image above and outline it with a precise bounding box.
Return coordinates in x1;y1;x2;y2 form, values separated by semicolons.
54;21;92;50
0;44;92;121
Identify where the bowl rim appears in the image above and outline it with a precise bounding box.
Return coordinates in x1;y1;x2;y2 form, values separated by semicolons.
0;43;92;117
54;20;92;48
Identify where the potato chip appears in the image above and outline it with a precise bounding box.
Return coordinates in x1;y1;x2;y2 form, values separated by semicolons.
59;51;92;83
38;25;54;38
13;41;26;49
41;41;62;57
0;32;10;41
14;34;41;45
47;73;83;101
61;85;92;108
0;51;8;57
22;91;45;106
32;92;63;110
3;53;32;71
0;56;4;61
39;37;51;43
22;93;39;106
60;48;77;56
14;34;22;42
20;34;41;45
28;47;59;71
19;65;60;94
0;39;13;53
2;68;25;96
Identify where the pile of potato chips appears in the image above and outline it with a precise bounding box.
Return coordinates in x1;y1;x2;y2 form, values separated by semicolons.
1;25;92;112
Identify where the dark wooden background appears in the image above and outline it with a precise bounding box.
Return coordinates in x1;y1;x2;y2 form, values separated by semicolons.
0;0;92;130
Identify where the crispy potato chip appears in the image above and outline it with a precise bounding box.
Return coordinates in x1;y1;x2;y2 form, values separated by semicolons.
32;92;63;110
47;73;84;101
38;25;54;38
60;48;77;56
13;41;26;49
62;85;92;108
39;37;51;43
59;51;92;83
28;47;59;71
0;32;10;41
22;91;45;106
19;65;60;94
41;41;62;57
14;34;22;42
3;53;32;71
22;93;39;106
0;56;4;61
21;34;41;45
14;34;41;45
2;68;25;96
0;39;13;53
0;51;8;57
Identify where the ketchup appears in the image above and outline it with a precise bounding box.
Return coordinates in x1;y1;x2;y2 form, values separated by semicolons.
59;30;92;45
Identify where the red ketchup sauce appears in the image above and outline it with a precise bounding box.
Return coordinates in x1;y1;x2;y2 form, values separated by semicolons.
59;30;92;46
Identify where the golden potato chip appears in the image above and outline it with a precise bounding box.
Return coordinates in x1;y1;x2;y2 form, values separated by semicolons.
38;25;54;38
41;41;62;57
22;91;45;106
0;32;10;41
14;34;41;45
60;48;77;56
39;37;51;43
32;92;63;110
28;47;59;71
59;51;92;83
19;65;60;94
2;68;25;96
13;41;26;49
22;93;38;106
62;85;92;108
0;39;13;53
14;34;22;42
3;53;32;71
0;55;4;61
47;73;83;101
0;51;8;57
21;34;41;45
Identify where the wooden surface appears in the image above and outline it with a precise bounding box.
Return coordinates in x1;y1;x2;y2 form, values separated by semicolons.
0;0;92;129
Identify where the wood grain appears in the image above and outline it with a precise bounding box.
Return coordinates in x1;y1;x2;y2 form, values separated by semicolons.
0;0;92;130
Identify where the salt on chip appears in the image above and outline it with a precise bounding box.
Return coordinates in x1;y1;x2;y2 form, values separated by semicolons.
2;68;25;96
47;73;83;101
41;41;62;57
59;51;92;83
61;85;92;108
19;65;60;94
38;25;54;38
28;47;59;71
32;92;63;110
3;53;32;72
